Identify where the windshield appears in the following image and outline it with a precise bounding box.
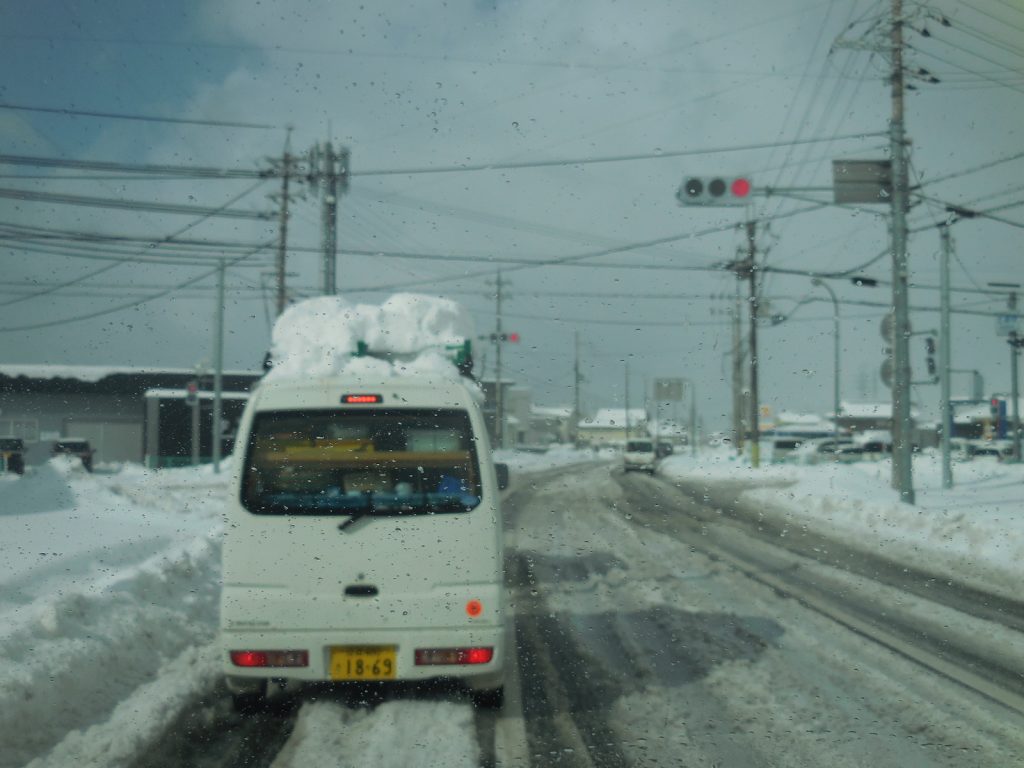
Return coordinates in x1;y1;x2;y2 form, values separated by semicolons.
242;408;481;515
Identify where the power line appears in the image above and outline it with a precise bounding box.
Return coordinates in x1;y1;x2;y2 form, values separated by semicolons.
0;240;274;333
912;148;1024;189
0;187;272;219
0;101;278;130
349;132;886;177
0;152;271;179
0;179;271;307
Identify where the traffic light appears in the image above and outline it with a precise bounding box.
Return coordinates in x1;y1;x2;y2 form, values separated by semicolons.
488;332;520;342
186;380;199;406
676;176;752;206
925;337;936;377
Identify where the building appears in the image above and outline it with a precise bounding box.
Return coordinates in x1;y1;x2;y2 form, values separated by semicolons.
529;405;574;445
577;408;648;447
0;365;261;467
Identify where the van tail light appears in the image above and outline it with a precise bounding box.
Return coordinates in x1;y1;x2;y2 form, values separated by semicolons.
414;647;494;666
230;650;308;668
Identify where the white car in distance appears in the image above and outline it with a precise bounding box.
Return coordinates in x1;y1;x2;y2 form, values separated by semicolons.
623;439;658;474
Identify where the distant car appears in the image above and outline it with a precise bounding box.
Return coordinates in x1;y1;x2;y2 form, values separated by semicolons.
623;439;657;474
52;438;94;471
655;441;674;458
966;440;1013;459
1;437;25;475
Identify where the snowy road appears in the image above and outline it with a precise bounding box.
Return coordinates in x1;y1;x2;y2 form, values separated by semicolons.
502;463;1024;766
5;458;1024;767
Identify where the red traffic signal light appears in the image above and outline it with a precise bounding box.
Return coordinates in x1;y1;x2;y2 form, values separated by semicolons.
677;175;752;206
508;332;520;343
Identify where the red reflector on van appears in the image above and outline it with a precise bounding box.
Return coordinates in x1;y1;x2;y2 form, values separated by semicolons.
342;394;383;404
230;650;309;668
414;647;494;666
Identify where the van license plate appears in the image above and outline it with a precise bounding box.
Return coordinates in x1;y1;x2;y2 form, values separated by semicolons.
329;646;397;680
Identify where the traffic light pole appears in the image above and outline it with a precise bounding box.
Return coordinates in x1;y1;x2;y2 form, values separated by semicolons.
573;330;581;445
732;285;745;451
1009;290;1021;463
745;221;761;468
494;271;504;449
939;224;953;487
212;258;225;474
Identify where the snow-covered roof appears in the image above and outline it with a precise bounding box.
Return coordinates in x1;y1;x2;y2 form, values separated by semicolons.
838;401;921;419
0;364;259;383
531;405;573;419
579;408;647;429
144;389;250;400
776;411;828;426
646;419;688;437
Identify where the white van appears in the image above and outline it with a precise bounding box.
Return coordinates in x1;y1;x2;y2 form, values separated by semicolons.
220;374;507;709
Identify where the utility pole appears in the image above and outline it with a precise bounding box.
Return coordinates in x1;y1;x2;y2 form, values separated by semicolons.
274;149;294;317
321;142;338;295
1009;290;1021;463
313;141;349;296
732;220;761;467
624;360;631;440
212;259;225;474
572;330;581;445
732;285;745;451
889;0;915;503
494;271;505;449
939;224;953;488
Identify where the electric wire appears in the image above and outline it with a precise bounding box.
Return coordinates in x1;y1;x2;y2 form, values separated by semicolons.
0;187;272;219
0;240;274;333
0;101;278;129
0;178;271;307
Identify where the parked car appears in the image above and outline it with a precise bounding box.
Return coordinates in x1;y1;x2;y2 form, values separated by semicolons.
623;439;658;474
1;437;25;475
52;438;94;471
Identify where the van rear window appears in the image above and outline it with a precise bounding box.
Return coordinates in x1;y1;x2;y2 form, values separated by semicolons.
242;409;482;516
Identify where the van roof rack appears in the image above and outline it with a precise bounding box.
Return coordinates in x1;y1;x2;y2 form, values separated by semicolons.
353;339;474;379
261;340;474;378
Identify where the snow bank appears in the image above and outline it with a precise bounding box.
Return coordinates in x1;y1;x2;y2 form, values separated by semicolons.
494;444;598;474
659;451;1024;602
267;294;474;382
0;460;225;768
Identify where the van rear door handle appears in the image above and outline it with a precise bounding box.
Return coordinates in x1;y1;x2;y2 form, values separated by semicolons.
344;584;379;597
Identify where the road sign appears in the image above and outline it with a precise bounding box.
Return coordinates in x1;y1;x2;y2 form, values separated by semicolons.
997;314;1020;337
654;378;684;402
833;160;892;204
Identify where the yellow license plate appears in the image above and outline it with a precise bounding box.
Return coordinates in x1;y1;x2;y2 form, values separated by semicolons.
329;646;397;680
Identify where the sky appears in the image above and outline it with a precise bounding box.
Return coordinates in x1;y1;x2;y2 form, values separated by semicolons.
1;0;1023;429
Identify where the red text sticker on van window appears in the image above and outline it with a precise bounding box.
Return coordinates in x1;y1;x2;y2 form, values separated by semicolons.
466;599;483;618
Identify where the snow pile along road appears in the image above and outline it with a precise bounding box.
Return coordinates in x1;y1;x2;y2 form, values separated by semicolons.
659;449;1024;602
0;458;226;768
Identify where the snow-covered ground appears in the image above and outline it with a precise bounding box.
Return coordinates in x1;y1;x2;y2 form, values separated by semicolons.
2;445;1020;766
659;448;1024;603
493;444;600;474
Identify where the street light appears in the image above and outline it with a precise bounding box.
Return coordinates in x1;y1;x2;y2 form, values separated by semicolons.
811;278;841;448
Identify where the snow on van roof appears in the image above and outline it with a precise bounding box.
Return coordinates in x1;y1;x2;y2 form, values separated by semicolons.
266;294;475;383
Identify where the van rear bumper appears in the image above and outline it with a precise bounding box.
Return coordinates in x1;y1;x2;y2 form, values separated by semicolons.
221;623;506;684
